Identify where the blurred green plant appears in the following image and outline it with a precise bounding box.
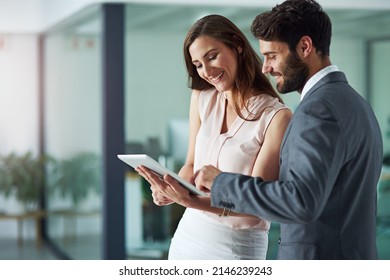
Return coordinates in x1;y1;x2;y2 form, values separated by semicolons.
54;152;101;206
0;151;101;208
0;152;51;205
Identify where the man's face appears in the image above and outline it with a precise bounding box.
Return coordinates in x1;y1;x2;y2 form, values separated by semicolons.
259;39;309;93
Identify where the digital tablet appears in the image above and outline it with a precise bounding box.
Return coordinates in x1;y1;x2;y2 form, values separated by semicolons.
117;154;207;196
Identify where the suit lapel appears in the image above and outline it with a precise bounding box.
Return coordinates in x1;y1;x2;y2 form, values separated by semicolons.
303;71;348;100
279;71;348;152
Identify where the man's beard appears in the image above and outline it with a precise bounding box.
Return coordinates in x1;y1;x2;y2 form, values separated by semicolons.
277;51;309;94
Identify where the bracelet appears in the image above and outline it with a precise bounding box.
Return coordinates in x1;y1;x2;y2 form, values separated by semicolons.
218;208;231;218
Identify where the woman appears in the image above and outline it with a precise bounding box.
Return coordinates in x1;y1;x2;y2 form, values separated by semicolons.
137;14;292;259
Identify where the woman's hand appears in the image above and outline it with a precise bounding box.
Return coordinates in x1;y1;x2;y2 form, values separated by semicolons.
136;165;195;207
135;166;173;206
150;186;174;206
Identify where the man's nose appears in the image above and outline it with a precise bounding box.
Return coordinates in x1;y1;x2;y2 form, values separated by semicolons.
262;62;272;74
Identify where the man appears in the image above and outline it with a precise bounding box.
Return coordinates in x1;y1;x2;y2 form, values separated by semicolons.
194;0;383;259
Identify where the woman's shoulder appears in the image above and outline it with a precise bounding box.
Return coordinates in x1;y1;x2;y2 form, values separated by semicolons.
249;93;289;112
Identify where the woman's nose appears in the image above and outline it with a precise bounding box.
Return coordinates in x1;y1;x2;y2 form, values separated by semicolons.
203;64;212;77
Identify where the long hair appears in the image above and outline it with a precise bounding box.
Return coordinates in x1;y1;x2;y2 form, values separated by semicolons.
183;14;282;120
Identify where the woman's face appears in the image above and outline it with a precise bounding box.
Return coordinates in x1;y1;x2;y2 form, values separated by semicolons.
189;36;238;93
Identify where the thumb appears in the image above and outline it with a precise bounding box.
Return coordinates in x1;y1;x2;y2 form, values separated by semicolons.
189;169;200;184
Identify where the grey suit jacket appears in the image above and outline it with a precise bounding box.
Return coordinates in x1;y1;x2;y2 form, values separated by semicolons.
211;71;383;259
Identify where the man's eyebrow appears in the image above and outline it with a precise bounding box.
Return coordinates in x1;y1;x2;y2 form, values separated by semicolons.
262;51;277;56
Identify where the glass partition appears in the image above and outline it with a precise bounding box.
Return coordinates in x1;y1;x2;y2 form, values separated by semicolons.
43;6;103;259
371;40;390;157
371;39;390;260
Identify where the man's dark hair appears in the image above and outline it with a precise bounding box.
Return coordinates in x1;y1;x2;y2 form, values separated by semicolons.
251;0;332;57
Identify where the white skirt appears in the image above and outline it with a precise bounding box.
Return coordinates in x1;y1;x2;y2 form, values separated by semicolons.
168;208;268;260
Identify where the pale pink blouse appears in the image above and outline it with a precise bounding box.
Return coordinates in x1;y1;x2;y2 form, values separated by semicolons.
194;88;288;229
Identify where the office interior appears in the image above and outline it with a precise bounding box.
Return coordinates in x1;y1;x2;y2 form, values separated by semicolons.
0;0;390;260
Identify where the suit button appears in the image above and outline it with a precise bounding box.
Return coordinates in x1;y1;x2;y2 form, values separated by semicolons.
278;238;281;244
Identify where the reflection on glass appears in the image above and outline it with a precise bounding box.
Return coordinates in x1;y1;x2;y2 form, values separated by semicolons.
44;7;103;259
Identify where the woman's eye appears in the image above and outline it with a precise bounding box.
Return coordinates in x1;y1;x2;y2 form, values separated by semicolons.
208;54;217;61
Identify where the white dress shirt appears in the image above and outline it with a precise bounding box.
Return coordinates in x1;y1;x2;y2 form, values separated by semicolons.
301;65;340;100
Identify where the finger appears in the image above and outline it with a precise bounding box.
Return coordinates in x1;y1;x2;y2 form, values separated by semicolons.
194;170;202;188
152;192;174;206
189;169;200;184
135;166;150;182
151;183;176;205
139;166;166;186
163;174;177;186
150;186;168;199
199;185;211;193
164;175;189;194
194;172;211;193
137;167;162;190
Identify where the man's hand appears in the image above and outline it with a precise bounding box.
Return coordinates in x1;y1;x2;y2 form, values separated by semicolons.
192;165;222;192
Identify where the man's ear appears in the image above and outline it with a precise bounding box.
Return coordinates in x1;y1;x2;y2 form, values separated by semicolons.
297;36;313;58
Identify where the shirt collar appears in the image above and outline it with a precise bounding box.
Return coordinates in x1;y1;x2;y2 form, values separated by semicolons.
301;65;339;100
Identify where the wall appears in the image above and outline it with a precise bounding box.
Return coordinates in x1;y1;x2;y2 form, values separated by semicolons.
45;33;102;158
0;34;39;238
125;29;190;152
0;35;39;156
0;0;44;32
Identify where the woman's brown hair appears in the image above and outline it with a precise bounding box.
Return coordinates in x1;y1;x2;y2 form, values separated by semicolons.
183;14;282;120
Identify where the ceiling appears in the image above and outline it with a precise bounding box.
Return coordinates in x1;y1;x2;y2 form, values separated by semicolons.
0;0;390;35
124;4;390;40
